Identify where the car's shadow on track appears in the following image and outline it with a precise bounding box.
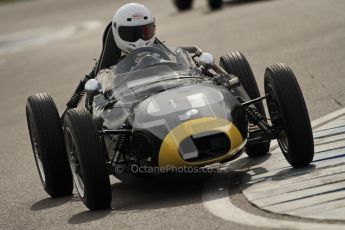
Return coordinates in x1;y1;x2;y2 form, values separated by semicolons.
32;153;275;225
31;196;75;211
29;153;277;225
240;157;317;190
68;209;112;224
67;153;274;224
67;173;217;224
270;164;316;181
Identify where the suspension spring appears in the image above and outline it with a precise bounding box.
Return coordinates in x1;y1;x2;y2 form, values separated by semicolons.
66;68;96;109
66;80;86;108
111;124;130;165
245;106;265;125
238;96;270;131
85;94;94;113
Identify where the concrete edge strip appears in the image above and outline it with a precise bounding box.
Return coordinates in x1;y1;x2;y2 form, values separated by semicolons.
311;108;345;128
202;177;345;230
202;108;345;229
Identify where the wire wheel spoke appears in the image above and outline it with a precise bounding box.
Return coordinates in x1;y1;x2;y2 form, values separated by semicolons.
266;85;290;153
65;128;85;198
29;117;46;184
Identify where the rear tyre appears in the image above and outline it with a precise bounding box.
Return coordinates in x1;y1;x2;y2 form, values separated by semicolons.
264;63;314;168
174;0;193;11
26;93;73;197
220;51;270;157
63;108;111;210
208;0;222;10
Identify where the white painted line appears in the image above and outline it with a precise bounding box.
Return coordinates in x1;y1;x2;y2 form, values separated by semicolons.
202;177;345;230
0;20;102;53
311;108;345;128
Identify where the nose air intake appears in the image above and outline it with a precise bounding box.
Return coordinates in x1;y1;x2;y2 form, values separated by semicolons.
158;117;244;167
179;131;231;162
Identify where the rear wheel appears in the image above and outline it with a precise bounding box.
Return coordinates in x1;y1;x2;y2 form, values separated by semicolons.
26;93;73;197
63;108;111;210
208;0;222;10
174;0;193;11
220;51;270;157
264;63;314;168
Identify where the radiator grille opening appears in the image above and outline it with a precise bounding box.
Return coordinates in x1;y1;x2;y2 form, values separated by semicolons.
179;132;231;162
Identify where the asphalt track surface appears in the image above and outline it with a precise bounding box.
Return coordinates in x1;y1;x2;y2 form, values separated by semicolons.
1;0;345;229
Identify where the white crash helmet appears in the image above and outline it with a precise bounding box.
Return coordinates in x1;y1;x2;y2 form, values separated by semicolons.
112;3;156;53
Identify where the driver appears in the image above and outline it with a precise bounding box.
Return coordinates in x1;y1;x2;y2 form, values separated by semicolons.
92;3;164;76
112;3;156;58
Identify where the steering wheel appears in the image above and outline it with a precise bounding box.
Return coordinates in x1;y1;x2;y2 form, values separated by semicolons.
128;46;170;60
118;46;171;73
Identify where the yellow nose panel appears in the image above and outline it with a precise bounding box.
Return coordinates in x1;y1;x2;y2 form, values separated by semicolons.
158;117;244;167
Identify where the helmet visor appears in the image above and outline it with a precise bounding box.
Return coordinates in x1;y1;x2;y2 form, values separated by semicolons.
118;23;155;43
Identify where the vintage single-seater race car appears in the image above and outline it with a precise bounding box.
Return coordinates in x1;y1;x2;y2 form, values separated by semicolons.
26;27;314;211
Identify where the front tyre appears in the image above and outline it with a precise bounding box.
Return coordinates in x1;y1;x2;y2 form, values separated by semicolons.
264;63;314;168
63;108;111;210
220;51;270;157
26;93;73;197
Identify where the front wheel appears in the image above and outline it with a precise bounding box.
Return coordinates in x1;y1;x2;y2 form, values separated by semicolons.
63;108;111;210
26;93;73;197
264;63;314;168
220;51;270;157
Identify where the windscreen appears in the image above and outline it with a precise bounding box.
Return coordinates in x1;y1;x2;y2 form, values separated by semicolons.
113;44;194;75
98;45;202;99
